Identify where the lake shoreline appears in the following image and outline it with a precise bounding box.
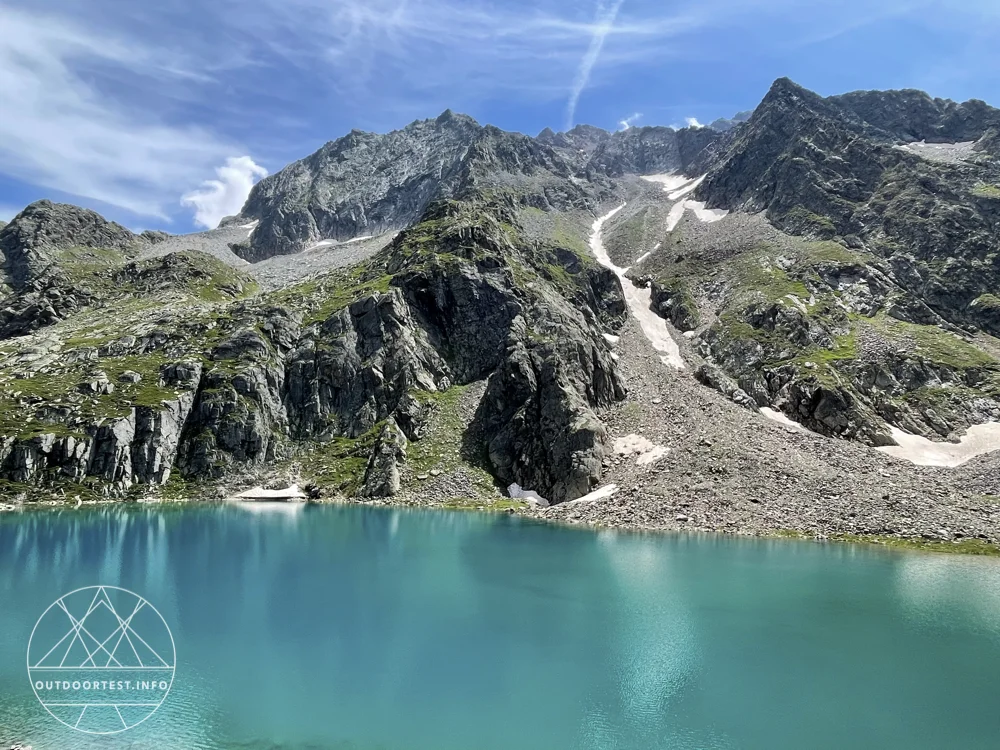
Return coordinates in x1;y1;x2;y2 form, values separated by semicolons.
4;492;999;559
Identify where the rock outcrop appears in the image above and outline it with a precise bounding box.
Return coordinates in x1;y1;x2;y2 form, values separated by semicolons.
0;200;139;290
0;191;626;503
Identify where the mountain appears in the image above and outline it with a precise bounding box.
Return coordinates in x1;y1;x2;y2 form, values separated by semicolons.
646;78;1000;445
235;117;723;262
708;110;753;132
1;79;999;550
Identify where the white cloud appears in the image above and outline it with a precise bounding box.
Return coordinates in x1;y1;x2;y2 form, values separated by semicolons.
0;6;243;220
618;112;643;130
685;117;704;128
181;157;267;229
565;0;627;131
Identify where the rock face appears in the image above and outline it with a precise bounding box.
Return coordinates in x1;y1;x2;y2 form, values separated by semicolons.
587;125;720;177
236;116;722;263
0;201;149;340
0;200;139;289
237;112;482;261
0;184;627;503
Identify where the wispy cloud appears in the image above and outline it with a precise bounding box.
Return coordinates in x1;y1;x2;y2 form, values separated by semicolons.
618;112;643;130
565;0;627;131
0;5;249;220
685;117;704;128
182;157;267;229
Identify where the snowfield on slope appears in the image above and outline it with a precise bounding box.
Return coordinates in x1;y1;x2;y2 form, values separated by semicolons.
761;406;1000;467
590;205;684;369
878;424;1000;467
641;173;728;231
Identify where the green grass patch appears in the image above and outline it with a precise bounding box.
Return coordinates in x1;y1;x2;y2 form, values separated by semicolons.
406;386;498;496
971;293;1000;312
299;429;381;496
792;329;858;366
0;351;191;440
784;206;837;236
871;316;997;370
545;215;590;257
438;497;527;512
800;241;861;265
408;387;469;475
732;253;810;305
832;533;1000;557
971;183;1000;200
269;264;393;325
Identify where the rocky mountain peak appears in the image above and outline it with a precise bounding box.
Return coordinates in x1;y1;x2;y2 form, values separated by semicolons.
434;108;476;128
830;88;1000;142
759;77;818;108
587;124;721;177
236;113;486;261
0;200;138;289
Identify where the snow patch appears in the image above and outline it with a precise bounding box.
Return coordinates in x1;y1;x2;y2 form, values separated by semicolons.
614;434;670;466
641;173;728;230
684;201;728;223
639;174;693;192
667;175;705;201
306;235;375;253
634;243;658;264
878;424;1000;468
590;205;684;369
640;173;704;201
602;333;620;345
234;483;306;500
509;483;549;507
665;200;688;232
760;407;813;435
562;484;619;506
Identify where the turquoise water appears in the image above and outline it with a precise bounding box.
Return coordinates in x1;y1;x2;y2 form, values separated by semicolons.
1;504;1000;749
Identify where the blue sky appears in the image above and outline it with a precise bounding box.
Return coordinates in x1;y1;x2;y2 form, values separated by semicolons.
1;0;998;234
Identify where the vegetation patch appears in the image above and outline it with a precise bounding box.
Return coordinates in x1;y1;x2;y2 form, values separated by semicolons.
406;386;498;496
831;533;1000;557
730;251;810;306
408;386;470;475
298;428;381;496
870;315;998;370
783;207;837;237
971;293;1000;311
971;182;1000;200
269;264;393;325
0;351;187;440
